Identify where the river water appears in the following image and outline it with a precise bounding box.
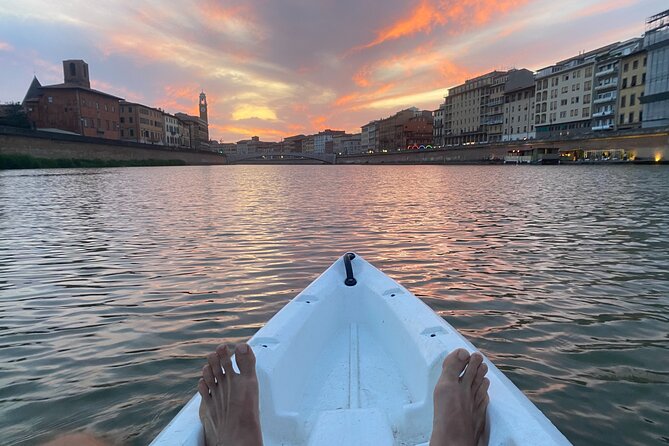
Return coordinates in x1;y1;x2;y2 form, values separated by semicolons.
0;165;668;445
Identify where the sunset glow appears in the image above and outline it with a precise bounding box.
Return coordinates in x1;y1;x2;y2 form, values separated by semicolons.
0;0;664;142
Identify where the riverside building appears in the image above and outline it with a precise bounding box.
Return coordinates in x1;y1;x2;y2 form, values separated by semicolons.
591;38;644;132
534;43;620;139
361;121;379;153
22;60;121;139
119;101;165;145
442;71;506;145
642;9;669;128
377;107;433;151
616;45;647;130
502;69;536;141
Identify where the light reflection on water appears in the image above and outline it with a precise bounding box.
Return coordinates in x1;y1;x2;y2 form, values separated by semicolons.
1;165;668;445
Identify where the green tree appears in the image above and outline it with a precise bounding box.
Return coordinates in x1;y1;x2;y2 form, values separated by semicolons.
0;103;31;129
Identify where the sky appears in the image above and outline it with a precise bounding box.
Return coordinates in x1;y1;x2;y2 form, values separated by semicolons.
0;0;665;142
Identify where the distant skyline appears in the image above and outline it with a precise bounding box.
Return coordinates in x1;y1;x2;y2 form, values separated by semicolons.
0;1;665;142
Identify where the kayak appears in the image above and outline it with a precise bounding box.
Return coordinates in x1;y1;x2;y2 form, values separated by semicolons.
151;253;571;445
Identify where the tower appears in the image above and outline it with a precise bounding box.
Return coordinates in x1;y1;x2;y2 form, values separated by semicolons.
199;91;208;123
63;59;90;88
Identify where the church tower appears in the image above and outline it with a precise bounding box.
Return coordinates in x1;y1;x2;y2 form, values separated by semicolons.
199;91;208;123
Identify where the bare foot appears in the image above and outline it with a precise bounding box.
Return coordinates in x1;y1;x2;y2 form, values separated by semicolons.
430;348;490;446
198;343;263;446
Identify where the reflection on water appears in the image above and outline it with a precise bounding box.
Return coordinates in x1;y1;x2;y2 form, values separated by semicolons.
0;165;668;445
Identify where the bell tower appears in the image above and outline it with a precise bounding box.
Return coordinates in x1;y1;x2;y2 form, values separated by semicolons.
199;91;208;123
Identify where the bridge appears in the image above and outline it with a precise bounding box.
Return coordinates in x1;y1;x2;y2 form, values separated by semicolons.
227;151;336;164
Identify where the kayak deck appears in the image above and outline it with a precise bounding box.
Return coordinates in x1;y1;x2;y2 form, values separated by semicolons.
151;254;571;446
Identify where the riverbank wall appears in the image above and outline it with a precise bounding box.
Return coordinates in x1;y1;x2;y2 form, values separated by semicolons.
0;126;227;167
338;129;669;165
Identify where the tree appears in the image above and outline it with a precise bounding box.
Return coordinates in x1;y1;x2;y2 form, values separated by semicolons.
0;103;31;129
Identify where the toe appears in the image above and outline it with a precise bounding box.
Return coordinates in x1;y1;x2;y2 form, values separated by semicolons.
235;343;257;376
441;348;470;379
462;352;483;386
217;344;234;376
472;362;488;390
476;378;490;408
208;352;225;383
198;378;210;399
202;364;216;389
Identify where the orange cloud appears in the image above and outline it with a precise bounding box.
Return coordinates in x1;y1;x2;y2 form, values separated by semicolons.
310;115;328;129
212;124;293;141
357;0;528;50
0;41;13;52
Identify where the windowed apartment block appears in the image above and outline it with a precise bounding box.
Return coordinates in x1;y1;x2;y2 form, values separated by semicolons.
502;69;535;141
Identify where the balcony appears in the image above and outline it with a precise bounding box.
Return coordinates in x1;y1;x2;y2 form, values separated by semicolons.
592;123;614;131
593;94;617;104
592;109;614;118
595;79;618;91
595;67;616;77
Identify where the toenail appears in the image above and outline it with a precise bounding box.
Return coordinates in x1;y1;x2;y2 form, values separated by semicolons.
457;349;469;360
237;344;249;354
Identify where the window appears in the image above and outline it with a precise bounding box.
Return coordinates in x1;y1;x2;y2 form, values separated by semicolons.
631;75;637;87
120;117;124;123
47;96;53;103
120;129;124;137
582;107;589;117
130;129;134;137
629;112;634;123
620;114;625;124
83;118;88;127
561;99;568;106
104;104;108;112
97;118;101;128
622;78;627;89
561;86;568;94
633;60;638;70
129;107;133;112
584;81;591;90
542;91;547;101
560;111;567;118
621;96;626;107
640;111;643;121
623;63;629;72
106;120;110;130
69;62;76;76
584;94;591;103
643;57;647;67
642;73;646;84
96;102;99;110
129;117;133;123
630;94;635;106
585;67;593;77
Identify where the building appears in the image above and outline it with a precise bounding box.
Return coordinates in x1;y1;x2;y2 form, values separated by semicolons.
642;9;669;128
175;112;209;150
433;104;445;147
22;59;121;139
534;43;620;139
591;38;644;132
314;129;346;154
163;113;185;148
119;101;165;144
442;71;506;145
282;134;306;152
235;136;279;154
377;107;433;151
332;133;362;155
502;69;536;141
617;47;648;130
361;121;378;153
302;135;315;153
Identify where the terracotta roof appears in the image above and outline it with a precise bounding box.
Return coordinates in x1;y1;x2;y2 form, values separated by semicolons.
36;82;123;100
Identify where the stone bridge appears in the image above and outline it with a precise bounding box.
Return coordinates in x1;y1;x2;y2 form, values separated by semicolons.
226;151;336;164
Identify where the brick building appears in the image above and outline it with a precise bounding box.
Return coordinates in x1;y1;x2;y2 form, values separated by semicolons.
119;101;165;145
22;60;122;139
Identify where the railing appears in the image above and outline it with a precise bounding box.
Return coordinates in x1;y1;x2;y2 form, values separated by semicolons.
595;67;616;77
595;79;618;90
592;124;614;131
592;110;614;118
594;95;617;104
